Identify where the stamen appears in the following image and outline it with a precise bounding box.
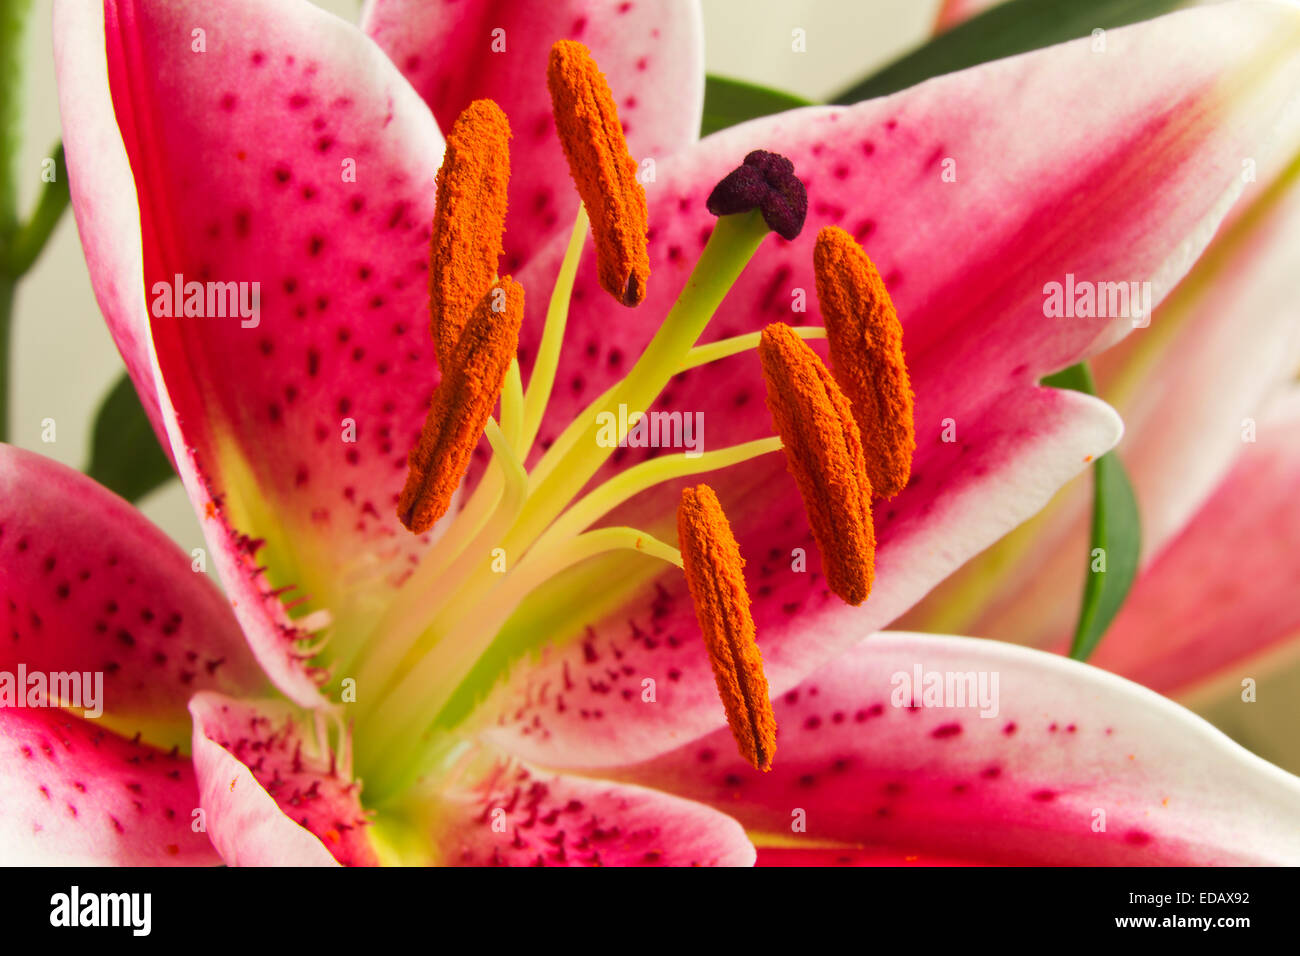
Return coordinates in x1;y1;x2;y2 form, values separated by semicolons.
547;40;649;306
677;484;777;772
520;205;590;457
398;278;524;534
429;99;512;368
707;150;808;241
758;322;875;606
680;325;825;372
814;225;915;498
529;436;783;559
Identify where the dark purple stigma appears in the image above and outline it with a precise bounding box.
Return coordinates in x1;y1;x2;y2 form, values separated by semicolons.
706;150;808;241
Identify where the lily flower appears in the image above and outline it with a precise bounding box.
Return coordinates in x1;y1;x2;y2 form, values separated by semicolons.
18;0;1299;865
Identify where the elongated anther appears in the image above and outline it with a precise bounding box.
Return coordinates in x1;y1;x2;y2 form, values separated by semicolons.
547;40;649;306
429;99;512;368
814;225;915;498
759;322;875;606
398;278;524;534
677;484;777;772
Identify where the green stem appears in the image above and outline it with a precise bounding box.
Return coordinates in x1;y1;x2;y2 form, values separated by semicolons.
0;0;33;236
5;142;69;276
0;0;33;443
0;274;13;442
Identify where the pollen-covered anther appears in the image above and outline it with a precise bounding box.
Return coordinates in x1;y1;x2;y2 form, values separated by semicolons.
677;484;777;772
398;278;524;534
547;39;650;306
814;225;915;498
428;99;512;368
706;150;808;241
758;322;875;606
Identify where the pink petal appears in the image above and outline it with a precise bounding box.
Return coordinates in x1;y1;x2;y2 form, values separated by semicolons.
907;126;1300;651
188;692;377;866
52;1;171;448
0;445;266;745
55;0;446;703
0;708;218;865
477;4;1300;767
362;0;704;272
1095;153;1300;555
614;633;1300;865
414;749;753;866
1086;391;1300;693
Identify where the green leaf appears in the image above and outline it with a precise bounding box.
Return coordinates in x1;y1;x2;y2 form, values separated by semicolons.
832;0;1186;104
701;75;811;137
85;373;176;503
1041;362;1141;660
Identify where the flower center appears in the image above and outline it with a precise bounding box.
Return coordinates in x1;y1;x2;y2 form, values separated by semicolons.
340;42;914;801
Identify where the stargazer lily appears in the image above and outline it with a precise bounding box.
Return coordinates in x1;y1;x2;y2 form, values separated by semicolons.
8;0;1297;865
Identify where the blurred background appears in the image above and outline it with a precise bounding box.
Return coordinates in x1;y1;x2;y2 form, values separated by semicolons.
9;0;1298;772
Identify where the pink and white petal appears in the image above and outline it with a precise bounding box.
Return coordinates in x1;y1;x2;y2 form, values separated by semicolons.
0;708;218;865
399;748;752;866
906;143;1300;650
362;0;704;272
188;692;376;866
51;0;171;447
0;445;267;747
56;0;451;701
613;633;1300;865
1085;391;1300;695
1095;155;1300;555
478;4;1300;768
